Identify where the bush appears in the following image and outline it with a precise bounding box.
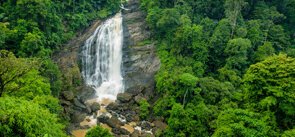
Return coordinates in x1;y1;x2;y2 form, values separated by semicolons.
86;126;112;137
0;97;66;137
139;99;150;120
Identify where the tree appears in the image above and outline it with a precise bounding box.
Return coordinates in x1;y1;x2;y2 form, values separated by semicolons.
0;50;39;96
243;54;295;129
86;126;112;137
199;77;235;105
208;19;231;72
213;108;278;137
7;69;51;99
0;97;66;137
224;38;252;72
178;73;198;105
139;99;150;120
224;0;247;38
155;8;181;36
165;102;211;137
254;42;275;62
253;2;286;44
18;31;51;57
40;59;62;97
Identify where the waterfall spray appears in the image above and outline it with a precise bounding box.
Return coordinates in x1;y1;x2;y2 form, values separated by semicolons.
81;13;124;101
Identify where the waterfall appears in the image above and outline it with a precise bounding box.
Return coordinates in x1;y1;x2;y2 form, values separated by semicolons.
81;13;124;101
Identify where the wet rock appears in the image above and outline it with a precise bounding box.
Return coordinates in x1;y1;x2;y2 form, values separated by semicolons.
106;102;120;111
64;107;74;114
140;121;152;130
71;111;86;123
97;114;110;123
131;130;140;137
126;85;145;96
90;102;100;113
61;100;72;106
117;92;133;103
125;112;140;122
86;105;92;114
112;127;130;135
62;91;74;101
73;98;86;109
122;0;160;100
79;86;96;102
106;116;124;128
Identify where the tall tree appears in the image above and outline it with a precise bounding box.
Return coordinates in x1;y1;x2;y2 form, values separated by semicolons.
243;54;295;129
224;0;247;38
0;50;39;96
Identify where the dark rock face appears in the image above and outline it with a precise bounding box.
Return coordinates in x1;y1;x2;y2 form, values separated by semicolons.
112;127;130;135
122;0;160;100
117;92;133;103
71;111;87;123
62;91;74;101
106;116;124;128
73;98;87;109
97;114;110;124
89;102;100;113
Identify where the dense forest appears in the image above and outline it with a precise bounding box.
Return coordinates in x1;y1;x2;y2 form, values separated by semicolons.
0;0;119;136
141;0;295;136
0;0;295;136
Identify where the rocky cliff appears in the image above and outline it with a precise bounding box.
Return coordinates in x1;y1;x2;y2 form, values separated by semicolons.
54;0;161;136
122;0;160;100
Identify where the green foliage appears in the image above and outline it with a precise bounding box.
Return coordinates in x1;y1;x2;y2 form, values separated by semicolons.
243;54;295;129
86;126;112;137
254;42;275;62
224;38;252;71
165;102;212;137
0;97;66;137
213;108;278;137
1;0;120;57
139;99;150;120
282;129;295;137
0;50;39;96
224;0;247;38
142;0;295;136
33;95;62;114
40;59;62;97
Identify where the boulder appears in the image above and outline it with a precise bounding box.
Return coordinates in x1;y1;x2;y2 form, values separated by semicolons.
140;121;152;130
106;116;124;128
125;112;140;122
73;98;86;109
90;102;100;113
60;100;72;106
106;102;120;111
117;93;133;103
71;111;86;123
131;130;140;137
86;105;92;114
125;85;145;96
112;127;130;135
62;91;74;101
97;114;110;124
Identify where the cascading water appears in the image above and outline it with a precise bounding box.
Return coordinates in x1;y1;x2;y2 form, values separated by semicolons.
81;13;124;101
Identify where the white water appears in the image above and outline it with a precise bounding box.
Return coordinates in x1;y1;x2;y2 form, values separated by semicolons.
81;13;124;101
